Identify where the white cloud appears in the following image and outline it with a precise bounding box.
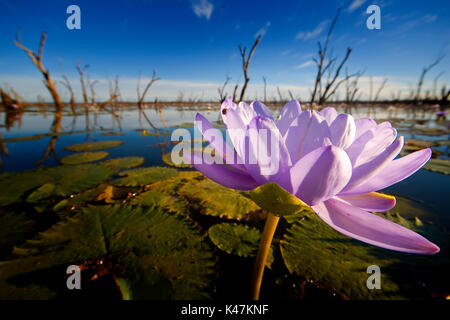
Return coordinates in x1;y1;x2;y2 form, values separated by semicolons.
255;21;271;38
295;20;328;40
192;0;214;20
295;61;315;69
347;0;366;13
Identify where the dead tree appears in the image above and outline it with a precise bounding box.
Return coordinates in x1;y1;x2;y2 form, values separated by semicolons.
137;70;160;109
14;31;63;110
87;78;99;105
76;62;90;105
276;86;284;103
238;35;261;102
262;76;267;103
416;53;445;101
218;76;231;102
232;77;240;102
310;8;354;105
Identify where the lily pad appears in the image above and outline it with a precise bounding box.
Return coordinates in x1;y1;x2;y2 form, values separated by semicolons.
100;132;124;136
280;210;450;299
0;205;215;299
65;140;123;152
129;190;188;215
0;212;35;259
177;175;261;220
53;183;112;211
162;152;192;168
423;158;450;175
112;167;178;187
23;164;114;203
60;152;109;165
208;223;260;257
99;157;145;172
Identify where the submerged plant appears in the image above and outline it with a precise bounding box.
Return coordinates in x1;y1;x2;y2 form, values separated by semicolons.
186;98;439;299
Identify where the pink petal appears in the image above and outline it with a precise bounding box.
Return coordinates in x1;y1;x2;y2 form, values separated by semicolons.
186;151;259;190
237;101;258;125
329;113;356;149
277;100;302;136
343;148;432;195
195;113;245;170
245;116;291;184
283;110;312;163
287;145;352;206
319;107;338;125
312;198;440;254
299;111;332;158
354;118;377;140
335;192;396;212
342;137;404;193
251;101;274;120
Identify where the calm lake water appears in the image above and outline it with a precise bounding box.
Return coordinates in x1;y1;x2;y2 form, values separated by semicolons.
1;104;449;225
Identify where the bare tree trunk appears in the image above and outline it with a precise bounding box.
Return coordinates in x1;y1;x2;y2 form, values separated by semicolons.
238;35;261;102
137;70;160;108
14;32;63;110
416;53;445;101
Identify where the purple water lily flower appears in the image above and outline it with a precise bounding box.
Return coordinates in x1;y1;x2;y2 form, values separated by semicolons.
189;98;439;255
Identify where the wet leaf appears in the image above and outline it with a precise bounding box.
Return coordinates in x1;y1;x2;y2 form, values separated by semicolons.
98;156;145;172
0;212;34;259
60;152;109;165
177;175;261;220
0;205;215;299
112;167;178;187
424;158;450;175
65;140;123;152
208;223;260;257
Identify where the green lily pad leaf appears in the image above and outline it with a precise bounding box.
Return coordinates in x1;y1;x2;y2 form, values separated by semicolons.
0;168;53;206
248;183;309;216
53;183;110;211
26;183;56;203
280;208;450;299
209;223;259;257
162;152;192;168
98;156;145;172
208;223;274;268
129;190;188;215
173;122;194;129
178;175;261;220
0;205;215;299
423;158;450;175
60;152;109;165
100;132;124;136
112;167;178;187
0;134;46;143
65;140;123;152
0;212;35;259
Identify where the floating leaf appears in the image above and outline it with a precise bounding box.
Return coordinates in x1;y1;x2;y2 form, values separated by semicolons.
65;140;123;152
248;183;309;216
0;134;45;143
129;190;188;215
100;132;124;136
208;223;260;257
423;158;450;175
0;212;34;259
0;205;215;299
280;208;450;299
173;122;194;129
178;175;261;220
162;152;192;168
112;167;178;187
98;156;145;172
60;152;109;165
26;183;56;203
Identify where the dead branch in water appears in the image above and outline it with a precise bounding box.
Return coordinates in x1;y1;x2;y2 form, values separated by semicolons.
238;35;261;102
218;75;231;102
415;52;445;101
87;78;99;105
14;31;63;110
76;62;90;105
137;70;160;108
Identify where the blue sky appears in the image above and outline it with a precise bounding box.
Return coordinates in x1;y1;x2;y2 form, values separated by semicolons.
1;0;450;101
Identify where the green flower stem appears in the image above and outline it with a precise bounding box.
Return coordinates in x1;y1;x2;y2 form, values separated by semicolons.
250;212;280;300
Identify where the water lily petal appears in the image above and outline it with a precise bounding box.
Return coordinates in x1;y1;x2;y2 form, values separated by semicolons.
186;151;259;190
287;145;352;206
329;113;356;149
319;107;338;125
277;99;302;136
284;110;312;163
343;148;432;195
195;113;245;170
251;101;274;120
312;198;440;254
221;100;248;158
237;101;258;125
335;192;396;212
299;111;332;158
245;116;291;184
354;118;377;140
342;137;404;193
